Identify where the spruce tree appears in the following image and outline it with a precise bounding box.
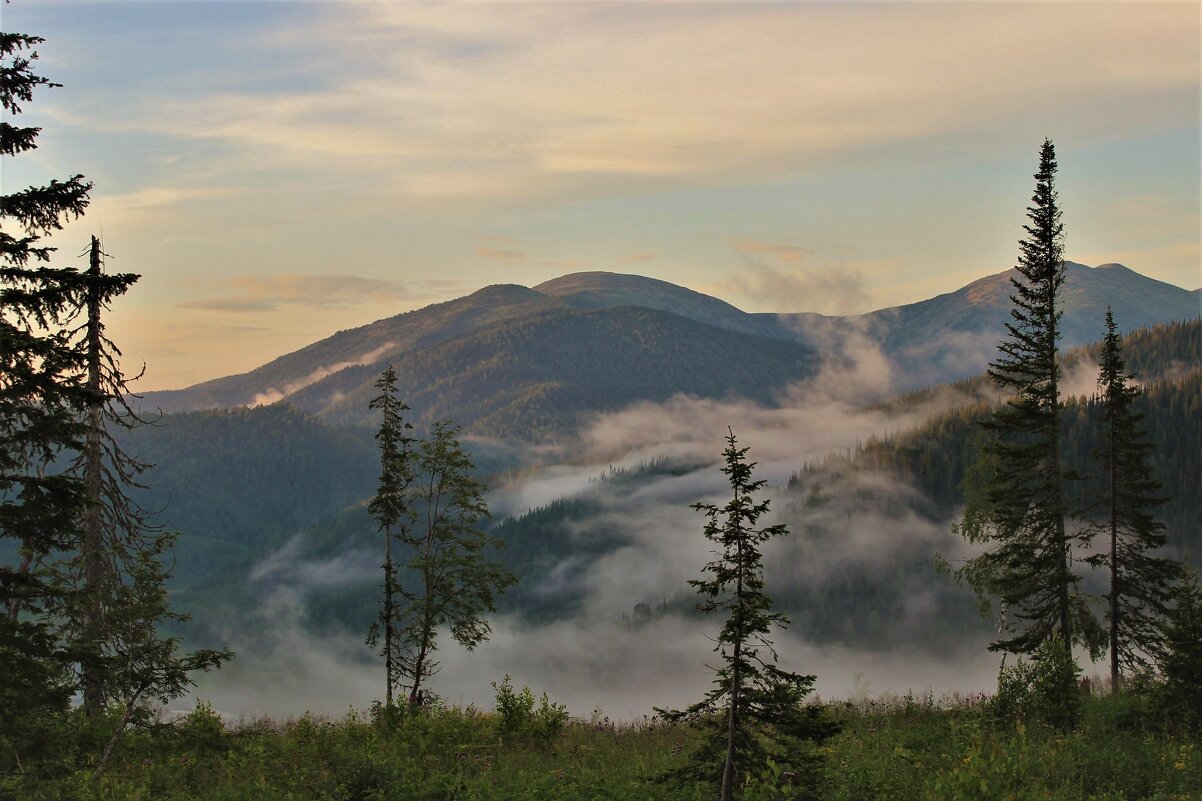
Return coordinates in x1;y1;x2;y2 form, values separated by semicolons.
400;421;515;705
1156;572;1202;733
1;32;95;767
2;35;229;766
1087;307;1180;688
953;139;1102;657
658;429;835;801
365;365;415;708
53;237;231;751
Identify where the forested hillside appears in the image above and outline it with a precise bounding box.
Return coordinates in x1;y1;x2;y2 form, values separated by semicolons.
826;320;1202;554
302;306;818;436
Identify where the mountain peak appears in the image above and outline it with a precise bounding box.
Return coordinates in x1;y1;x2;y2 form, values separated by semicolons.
534;271;696;298
465;283;543;302
532;270;788;340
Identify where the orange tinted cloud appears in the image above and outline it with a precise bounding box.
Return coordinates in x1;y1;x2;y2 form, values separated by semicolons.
179;274;412;312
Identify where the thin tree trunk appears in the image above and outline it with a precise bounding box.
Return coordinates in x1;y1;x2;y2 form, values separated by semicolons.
721;487;743;801
1048;299;1072;647
1109;410;1119;690
5;553;32;623
411;485;438;706
410;601;434;706
384;523;394;707
82;235;106;716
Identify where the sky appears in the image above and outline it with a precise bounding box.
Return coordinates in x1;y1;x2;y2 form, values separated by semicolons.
4;0;1200;391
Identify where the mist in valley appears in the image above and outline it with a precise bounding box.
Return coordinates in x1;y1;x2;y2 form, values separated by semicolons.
184;331;1017;722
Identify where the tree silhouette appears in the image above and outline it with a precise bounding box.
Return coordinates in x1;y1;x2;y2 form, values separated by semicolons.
1087;307;1181;687
658;428;835;801
952;139;1102;658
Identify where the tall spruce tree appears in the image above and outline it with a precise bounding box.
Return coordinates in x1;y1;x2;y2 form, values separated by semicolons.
52;237;231;754
1087;307;1180;688
365;366;415;708
401;421;514;705
953;139;1102;657
658;429;835;801
1;32;95;767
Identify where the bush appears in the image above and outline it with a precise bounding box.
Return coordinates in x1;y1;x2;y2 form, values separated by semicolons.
992;637;1082;730
491;674;568;744
180;699;227;751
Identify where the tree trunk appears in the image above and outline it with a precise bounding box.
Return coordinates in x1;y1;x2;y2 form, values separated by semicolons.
410;622;431;706
1048;302;1072;647
721;491;744;801
384;524;394;707
1109;411;1119;690
82;235;106;716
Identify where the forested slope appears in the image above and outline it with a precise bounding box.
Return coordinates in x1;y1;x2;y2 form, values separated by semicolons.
303;306;818;436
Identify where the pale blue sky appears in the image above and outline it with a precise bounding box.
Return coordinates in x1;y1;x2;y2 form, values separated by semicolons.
4;1;1199;389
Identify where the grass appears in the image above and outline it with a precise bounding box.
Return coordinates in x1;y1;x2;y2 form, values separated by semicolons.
9;691;1200;800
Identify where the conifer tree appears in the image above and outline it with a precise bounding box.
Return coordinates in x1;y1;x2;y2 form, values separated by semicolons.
401;421;515;705
1087;307;1180;688
659;429;835;801
53;237;231;747
365;366;415;708
2;35;229;765
953;139;1102;657
1156;572;1202;733
1;31;96;764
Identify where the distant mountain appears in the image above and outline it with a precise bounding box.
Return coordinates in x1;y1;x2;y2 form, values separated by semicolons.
143;261;1199;435
853;261;1202;386
144;283;566;412
533;271;799;340
291;306;817;437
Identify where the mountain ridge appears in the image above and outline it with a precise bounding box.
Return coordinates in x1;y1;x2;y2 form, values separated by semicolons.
142;261;1200;434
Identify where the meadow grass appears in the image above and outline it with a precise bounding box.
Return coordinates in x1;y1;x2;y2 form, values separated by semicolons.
11;691;1199;800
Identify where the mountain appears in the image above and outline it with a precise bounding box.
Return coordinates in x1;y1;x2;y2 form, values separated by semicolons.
143;262;1199;435
297;306;818;437
143;283;566;412
533;271;800;340
853;261;1201;386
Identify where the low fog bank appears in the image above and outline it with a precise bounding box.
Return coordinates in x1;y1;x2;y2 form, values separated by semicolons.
187;613;1002;723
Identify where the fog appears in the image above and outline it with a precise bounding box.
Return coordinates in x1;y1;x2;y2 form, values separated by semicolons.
187;331;1034;722
248;342;397;407
190;614;1002;722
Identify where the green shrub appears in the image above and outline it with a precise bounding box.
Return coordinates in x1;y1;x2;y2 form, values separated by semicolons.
491;675;568;744
180;698;227;751
1029;637;1082;730
992;637;1082;730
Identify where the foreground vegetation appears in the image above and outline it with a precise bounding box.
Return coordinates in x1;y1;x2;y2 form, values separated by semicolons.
11;688;1199;801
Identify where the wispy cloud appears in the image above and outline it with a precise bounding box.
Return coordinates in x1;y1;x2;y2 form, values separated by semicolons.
616;251;658;266
248;341;397;407
734;240;815;264
476;246;526;261
179;274;412;313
